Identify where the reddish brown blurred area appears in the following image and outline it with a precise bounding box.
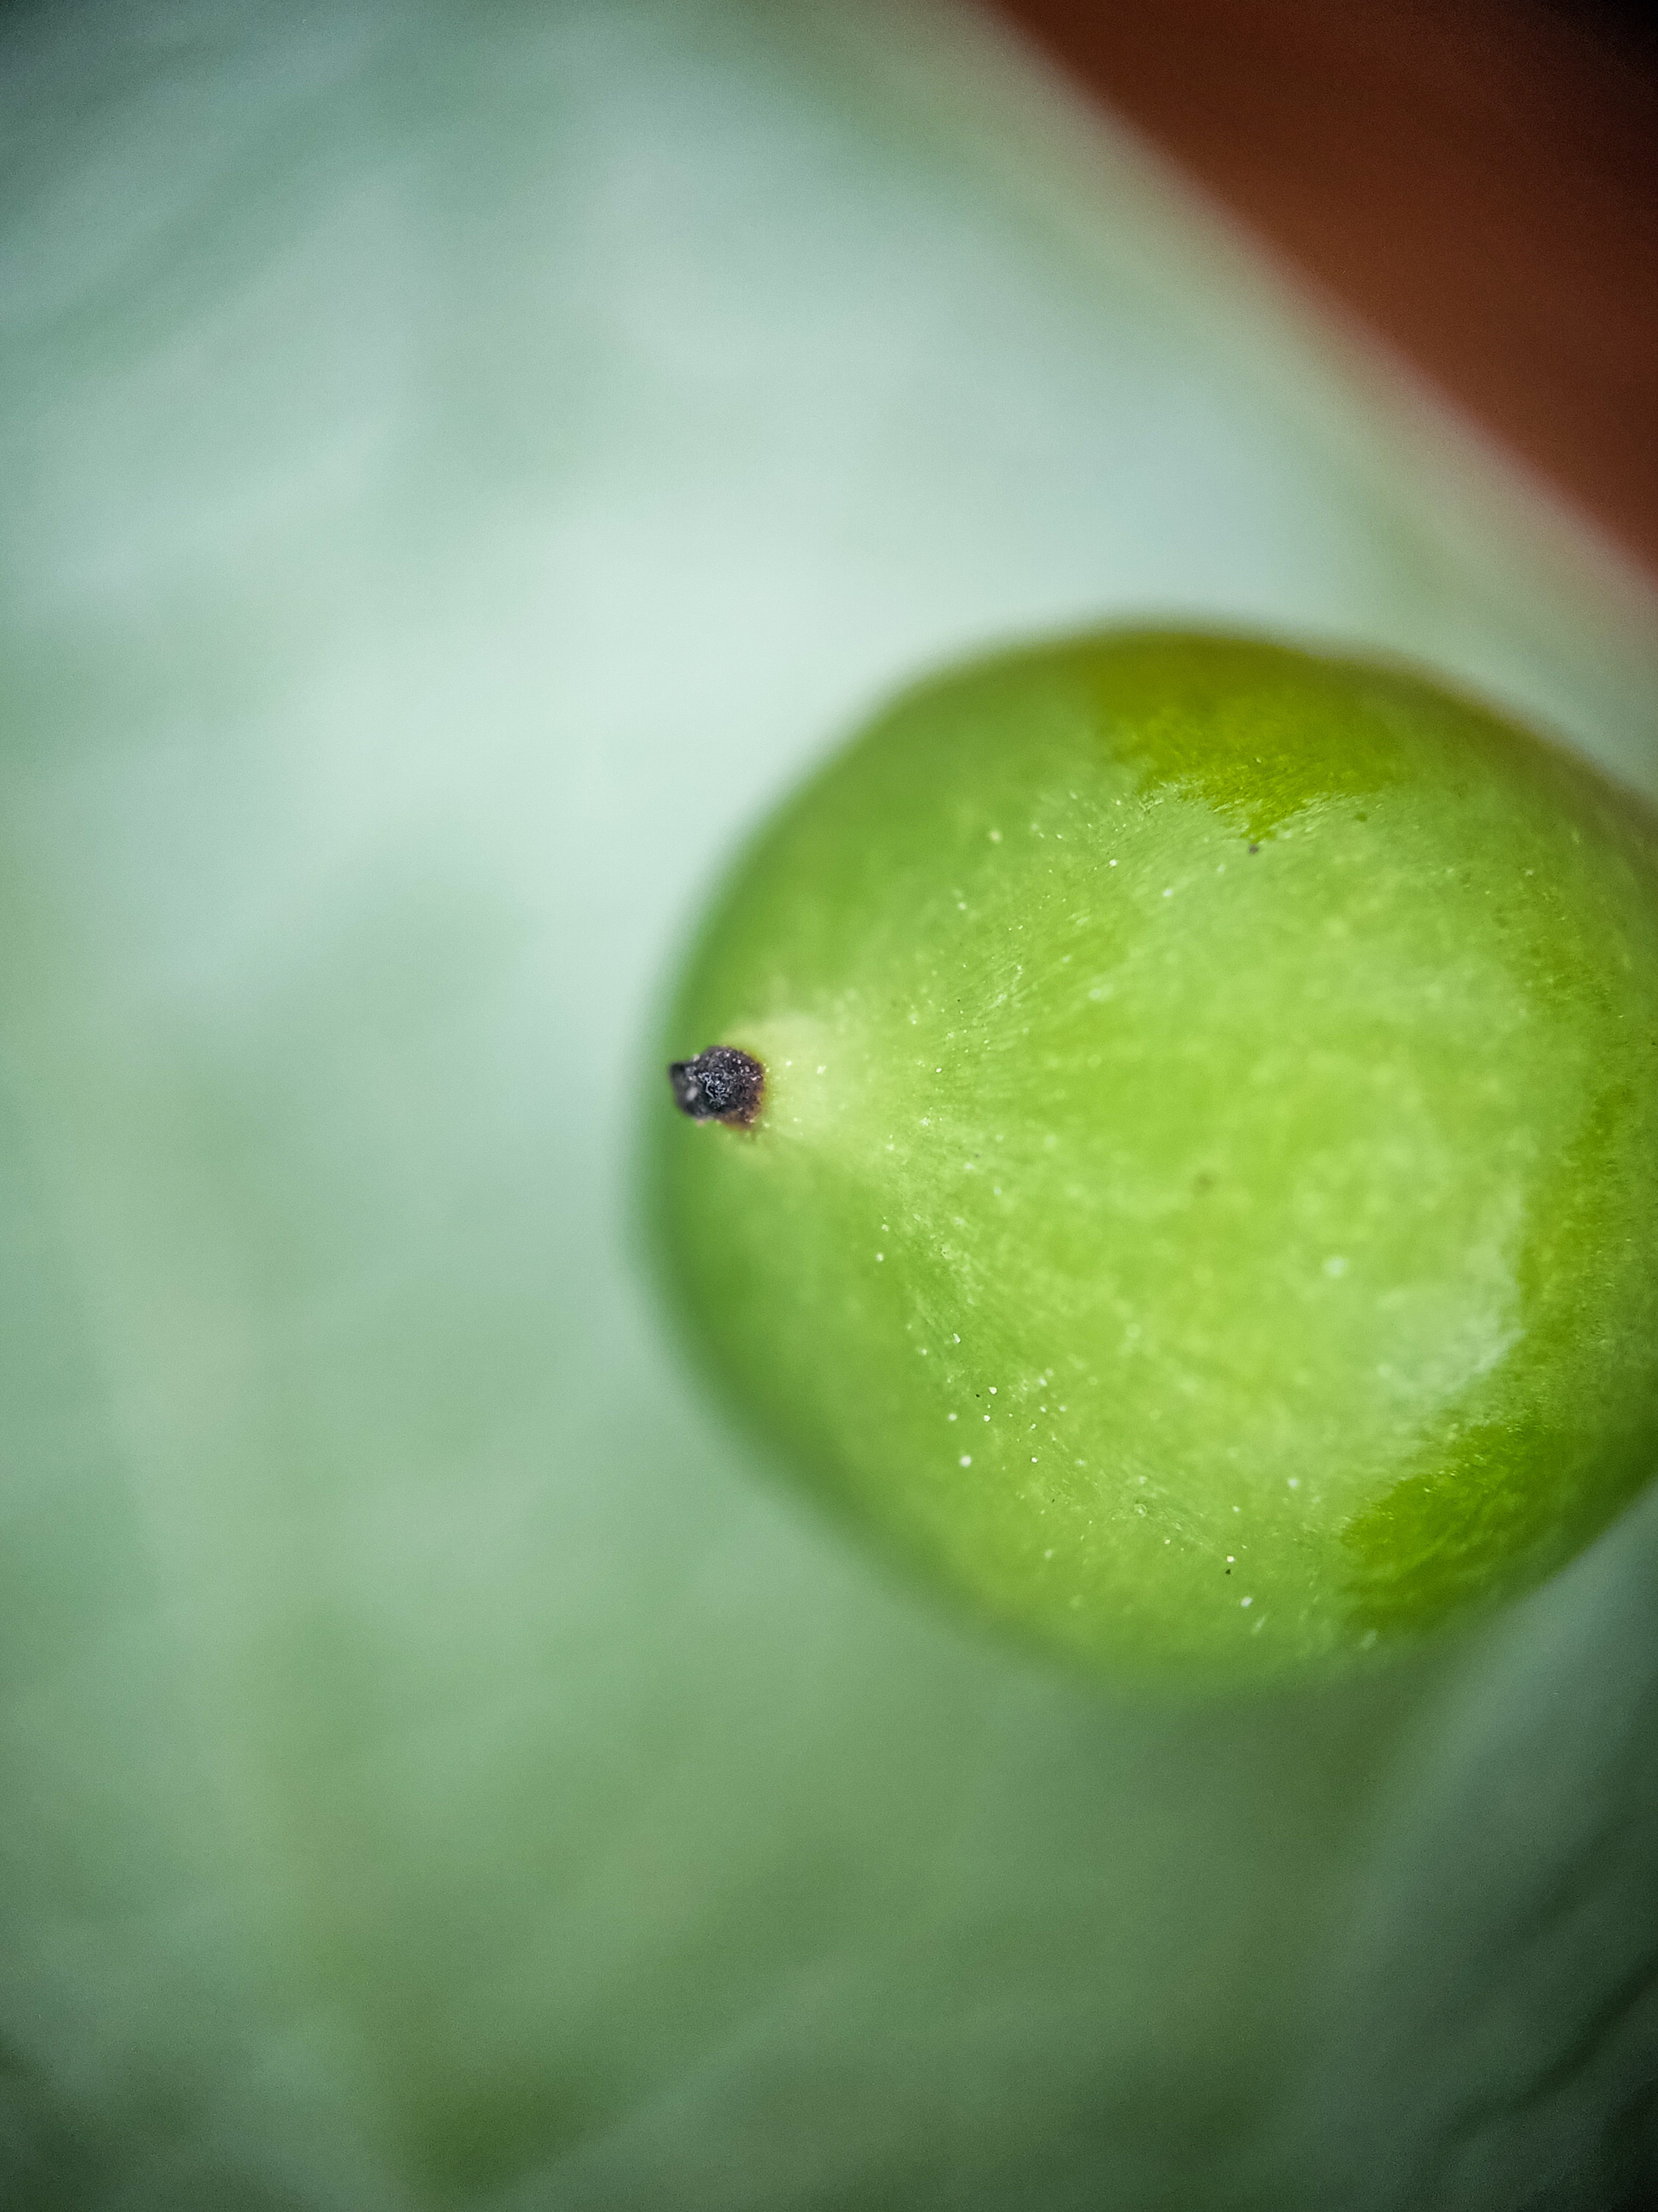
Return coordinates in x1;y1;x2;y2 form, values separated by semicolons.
998;0;1658;572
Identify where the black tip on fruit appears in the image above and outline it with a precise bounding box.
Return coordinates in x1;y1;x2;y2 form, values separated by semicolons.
669;1045;766;1127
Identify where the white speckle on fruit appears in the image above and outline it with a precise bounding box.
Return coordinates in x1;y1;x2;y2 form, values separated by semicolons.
1323;1255;1350;1277
1241;1597;1253;1607
959;1455;971;1467
989;829;1001;842
1287;1477;1300;1488
988;1386;997;1393
875;1253;884;1261
1163;887;1173;897
947;1413;956;1422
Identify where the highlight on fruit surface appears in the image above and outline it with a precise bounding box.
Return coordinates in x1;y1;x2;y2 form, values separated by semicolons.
649;632;1658;1685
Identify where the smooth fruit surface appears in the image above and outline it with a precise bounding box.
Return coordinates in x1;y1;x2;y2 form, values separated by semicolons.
653;633;1658;1682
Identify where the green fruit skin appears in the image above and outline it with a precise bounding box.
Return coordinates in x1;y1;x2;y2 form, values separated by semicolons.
650;634;1658;1685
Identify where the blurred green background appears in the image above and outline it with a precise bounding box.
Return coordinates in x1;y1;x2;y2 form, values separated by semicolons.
2;2;1656;2206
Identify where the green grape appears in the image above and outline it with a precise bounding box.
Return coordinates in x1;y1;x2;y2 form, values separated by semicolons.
649;633;1658;1683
